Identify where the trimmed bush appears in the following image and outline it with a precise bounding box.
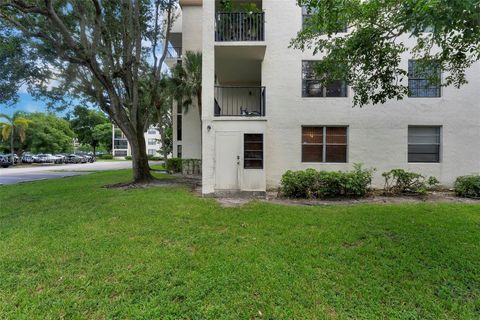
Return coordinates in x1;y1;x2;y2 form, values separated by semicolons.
280;164;374;199
99;154;113;160
148;156;162;161
166;158;183;173
382;169;439;195
125;156;132;160
454;175;480;198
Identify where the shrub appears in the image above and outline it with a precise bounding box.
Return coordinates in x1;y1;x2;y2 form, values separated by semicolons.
125;156;132;160
280;164;374;199
99;154;113;160
148;156;162;161
166;158;183;173
382;169;439;195
454;175;480;198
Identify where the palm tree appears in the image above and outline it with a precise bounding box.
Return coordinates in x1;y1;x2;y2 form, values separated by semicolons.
0;113;31;166
171;51;202;118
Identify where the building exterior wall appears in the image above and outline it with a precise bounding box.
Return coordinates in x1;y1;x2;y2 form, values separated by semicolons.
177;0;480;194
112;125;164;159
261;1;480;188
173;4;203;160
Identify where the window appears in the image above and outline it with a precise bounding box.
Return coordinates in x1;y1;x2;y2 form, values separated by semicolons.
148;138;156;145
177;114;182;141
114;139;128;149
302;126;347;162
114;128;124;139
244;134;263;169
408;60;441;97
114;150;127;157
302;6;347;32
148;149;156;156
302;61;347;97
148;129;157;134
177;145;182;158
408;126;441;163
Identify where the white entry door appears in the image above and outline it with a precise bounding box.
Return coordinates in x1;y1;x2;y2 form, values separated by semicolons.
215;131;241;190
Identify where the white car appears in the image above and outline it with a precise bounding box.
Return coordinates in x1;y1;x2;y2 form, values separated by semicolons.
35;154;54;163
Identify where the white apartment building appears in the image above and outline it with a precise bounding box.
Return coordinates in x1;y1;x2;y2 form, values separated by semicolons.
173;0;480;195
112;125;164;158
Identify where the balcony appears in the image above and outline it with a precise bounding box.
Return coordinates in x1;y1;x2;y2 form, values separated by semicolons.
214;86;266;117
215;12;265;42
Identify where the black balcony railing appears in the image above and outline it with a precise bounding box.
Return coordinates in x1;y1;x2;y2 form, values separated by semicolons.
215;12;265;42
214;86;266;116
166;47;182;59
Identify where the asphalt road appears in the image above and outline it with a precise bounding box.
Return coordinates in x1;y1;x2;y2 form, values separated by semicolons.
0;161;154;185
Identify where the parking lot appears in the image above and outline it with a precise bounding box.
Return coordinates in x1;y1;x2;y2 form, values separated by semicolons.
0;161;149;185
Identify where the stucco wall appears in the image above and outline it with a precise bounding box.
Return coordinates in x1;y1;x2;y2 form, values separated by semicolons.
195;0;480;193
261;0;480;188
175;4;203;160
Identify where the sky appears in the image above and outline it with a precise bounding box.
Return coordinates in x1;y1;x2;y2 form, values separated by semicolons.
0;93;51;117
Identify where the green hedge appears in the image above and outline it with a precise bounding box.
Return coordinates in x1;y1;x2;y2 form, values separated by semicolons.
166;158;183;173
454;175;480;198
125;156;132;160
382;169;439;195
280;164;374;199
99;154;113;160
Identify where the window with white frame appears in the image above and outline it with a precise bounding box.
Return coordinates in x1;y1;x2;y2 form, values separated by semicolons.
408;126;441;163
148;138;156;145
408;60;441;97
148;149;156;156
302;126;348;163
302;61;347;97
148;129;157;134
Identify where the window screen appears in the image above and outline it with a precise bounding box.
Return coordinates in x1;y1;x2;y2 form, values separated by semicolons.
408;60;441;97
244;134;263;169
302;61;347;97
302;126;347;162
408;126;441;162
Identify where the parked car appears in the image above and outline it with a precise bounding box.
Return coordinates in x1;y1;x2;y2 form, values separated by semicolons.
65;154;84;164
4;153;19;164
52;154;66;164
22;153;34;164
0;154;12;168
35;154;54;163
81;154;95;163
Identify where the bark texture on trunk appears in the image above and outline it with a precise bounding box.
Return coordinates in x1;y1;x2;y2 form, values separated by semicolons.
128;130;154;183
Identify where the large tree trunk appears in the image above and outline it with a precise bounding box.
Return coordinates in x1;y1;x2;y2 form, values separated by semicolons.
128;130;154;183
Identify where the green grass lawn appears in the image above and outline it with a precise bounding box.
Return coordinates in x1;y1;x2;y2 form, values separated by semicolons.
1;170;480;319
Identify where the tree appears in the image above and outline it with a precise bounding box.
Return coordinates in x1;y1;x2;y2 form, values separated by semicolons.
144;75;173;162
92;123;113;153
0;112;31;165
70;106;110;156
171;51;203;118
22;112;75;154
291;0;480;107
159;126;173;159
0;0;178;183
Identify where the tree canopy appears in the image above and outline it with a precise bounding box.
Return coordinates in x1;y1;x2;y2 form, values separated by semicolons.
70;106;111;155
292;0;480;107
22;112;75;154
0;0;177;182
